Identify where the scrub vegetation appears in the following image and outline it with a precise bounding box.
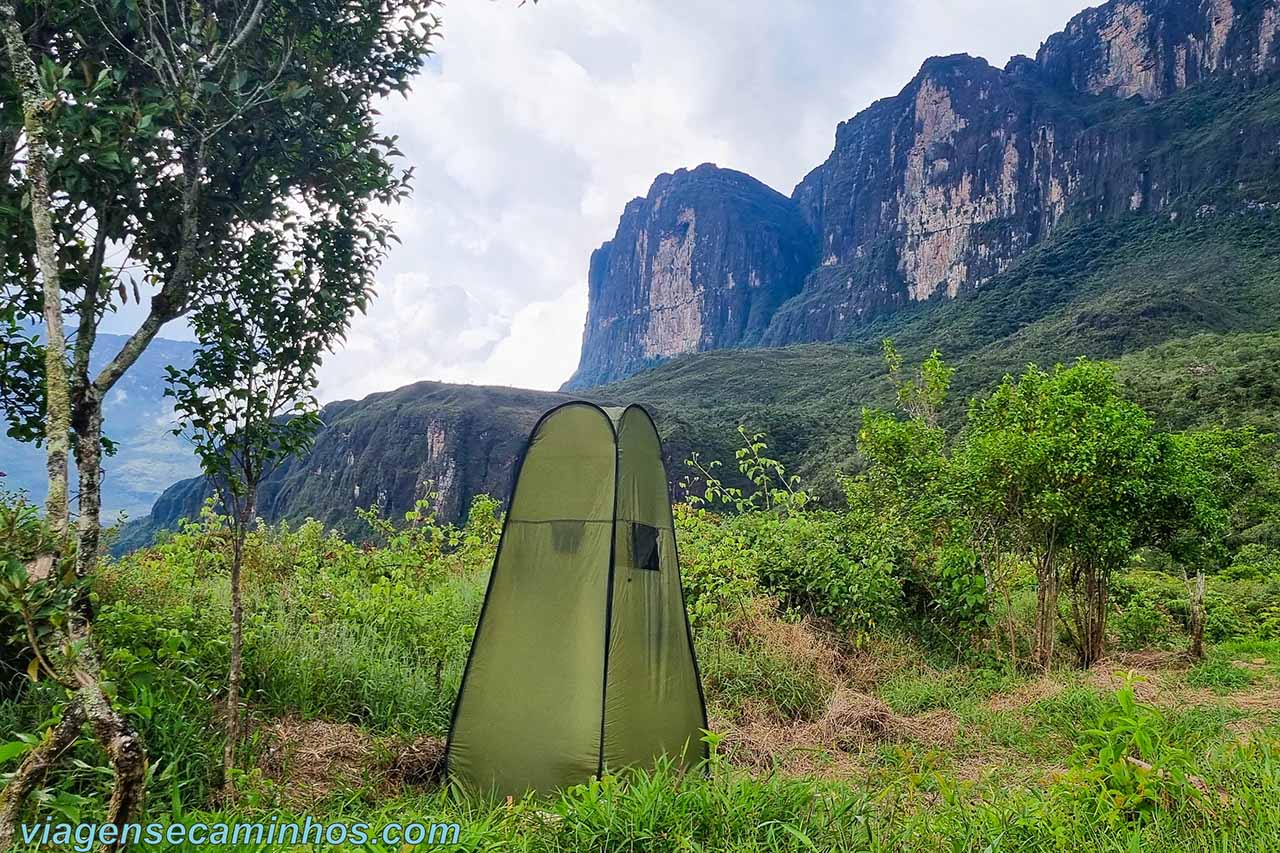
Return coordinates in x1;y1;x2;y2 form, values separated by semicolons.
5;347;1280;851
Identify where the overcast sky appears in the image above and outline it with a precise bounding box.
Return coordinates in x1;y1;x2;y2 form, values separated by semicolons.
104;0;1097;402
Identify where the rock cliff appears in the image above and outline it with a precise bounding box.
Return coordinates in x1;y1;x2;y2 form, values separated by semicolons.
563;165;817;389
122;382;576;545
569;0;1280;383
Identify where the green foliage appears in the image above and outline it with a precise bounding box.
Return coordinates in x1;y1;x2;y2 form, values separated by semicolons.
682;426;810;513
1224;543;1280;580
670;505;760;629
1;0;440;442
1062;678;1200;825
960;360;1160;562
1184;655;1255;693
680;428;898;638
1111;588;1180;651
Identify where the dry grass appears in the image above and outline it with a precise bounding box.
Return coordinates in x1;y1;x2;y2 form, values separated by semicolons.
1225;689;1280;713
383;734;448;787
985;675;1064;712
714;686;956;778
726;600;847;687
841;635;932;692
258;718;375;809
255;717;446;808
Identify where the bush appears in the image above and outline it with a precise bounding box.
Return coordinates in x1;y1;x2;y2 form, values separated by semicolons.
749;510;901;640
1112;589;1179;650
1060;680;1199;825
1223;544;1280;580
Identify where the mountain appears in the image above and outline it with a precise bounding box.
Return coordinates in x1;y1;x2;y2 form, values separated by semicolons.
0;334;199;520
128;203;1280;546
565;0;1280;388
563;165;817;389
126;0;1280;547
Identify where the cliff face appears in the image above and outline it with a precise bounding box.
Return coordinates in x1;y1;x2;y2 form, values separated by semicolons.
570;0;1280;381
562;164;817;389
125;382;575;545
1035;0;1280;100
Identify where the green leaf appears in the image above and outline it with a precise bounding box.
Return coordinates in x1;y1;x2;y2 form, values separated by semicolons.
0;741;33;763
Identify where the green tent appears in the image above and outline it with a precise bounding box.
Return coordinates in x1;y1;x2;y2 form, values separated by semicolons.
445;402;708;796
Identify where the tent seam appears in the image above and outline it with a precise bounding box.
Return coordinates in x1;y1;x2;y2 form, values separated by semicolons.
597;410;621;778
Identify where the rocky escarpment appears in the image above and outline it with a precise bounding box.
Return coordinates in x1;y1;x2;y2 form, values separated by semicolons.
126;201;1280;550
563;165;817;389
123;382;575;545
1035;0;1280;100
570;0;1280;382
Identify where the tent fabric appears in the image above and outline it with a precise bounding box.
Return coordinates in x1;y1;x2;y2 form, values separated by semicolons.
445;402;709;796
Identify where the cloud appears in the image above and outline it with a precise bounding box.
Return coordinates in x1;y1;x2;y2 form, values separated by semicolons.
303;0;1095;401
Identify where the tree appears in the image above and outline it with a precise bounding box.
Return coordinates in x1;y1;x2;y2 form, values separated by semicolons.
958;360;1161;669
0;1;437;843
853;343;964;621
1144;429;1274;659
165;224;370;795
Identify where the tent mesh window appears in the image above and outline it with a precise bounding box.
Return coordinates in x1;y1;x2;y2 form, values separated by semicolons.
630;522;660;572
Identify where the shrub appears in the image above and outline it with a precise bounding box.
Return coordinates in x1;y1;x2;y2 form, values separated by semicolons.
1060;679;1199;824
672;505;761;629
1112;589;1179;650
1223;544;1280;580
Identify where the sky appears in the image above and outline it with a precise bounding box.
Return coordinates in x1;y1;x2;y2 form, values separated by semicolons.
102;0;1097;402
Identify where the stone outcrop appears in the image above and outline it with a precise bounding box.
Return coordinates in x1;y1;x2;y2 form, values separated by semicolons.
563;164;816;389
1035;0;1280;100
123;382;577;545
125;0;1280;549
569;0;1280;382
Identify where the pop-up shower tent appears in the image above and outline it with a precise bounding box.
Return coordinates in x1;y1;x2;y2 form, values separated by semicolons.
445;402;708;795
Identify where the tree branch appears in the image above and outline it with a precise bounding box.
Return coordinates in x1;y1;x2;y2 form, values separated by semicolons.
19;601;76;691
93;142;205;396
72;206;110;395
223;0;268;58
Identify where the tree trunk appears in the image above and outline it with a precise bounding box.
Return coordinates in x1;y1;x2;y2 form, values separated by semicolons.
1033;554;1058;670
79;680;146;846
1;4;70;543
1080;565;1108;668
1;15;148;843
222;484;257;796
0;700;85;851
72;391;104;582
1188;569;1206;661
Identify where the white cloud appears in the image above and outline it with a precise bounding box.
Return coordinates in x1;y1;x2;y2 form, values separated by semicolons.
301;0;1096;401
